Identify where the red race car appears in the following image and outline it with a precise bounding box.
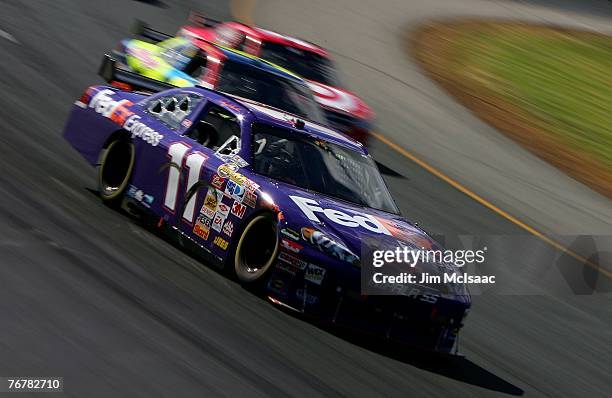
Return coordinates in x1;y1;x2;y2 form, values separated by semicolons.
178;12;373;143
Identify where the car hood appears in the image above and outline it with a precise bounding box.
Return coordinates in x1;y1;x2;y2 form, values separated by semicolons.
271;184;469;299
274;186;430;250
306;80;373;121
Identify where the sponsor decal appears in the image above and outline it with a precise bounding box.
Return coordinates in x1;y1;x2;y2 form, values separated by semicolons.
202;188;218;212
278;252;308;270
213;235;229;250
231;155;249;168
110;101;134;125
123;114;164;146
225;180;245;201
217;163;239;178
243;190;257;208
231;200;246;219
244;179;259;192
295;288;319;305
225;180;237;198
126;185;154;208
276;252;307;275
280;228;300;241
214;152;232;162
220;100;243;113
290;196;390;235
267;275;288;297
276;262;301;276
281;239;303;253
89;89;131;118
181;119;193;128
222;220;234;237
304;264;326;285
255;28;321;52
217;202;231;218
230;183;245;201
306;81;370;119
215;189;224;204
193;216;211;240
211;212;225;232
272;278;285;289
201;206;216;219
210;173;226;190
230;172;247;186
89;89;163;146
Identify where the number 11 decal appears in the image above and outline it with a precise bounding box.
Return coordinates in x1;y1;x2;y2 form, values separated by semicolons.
163;142;208;223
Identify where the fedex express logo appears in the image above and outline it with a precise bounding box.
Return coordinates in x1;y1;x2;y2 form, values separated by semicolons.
289;196;390;235
88;89;164;146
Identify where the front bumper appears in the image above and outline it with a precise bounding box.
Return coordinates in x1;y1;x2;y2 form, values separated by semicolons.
329;292;466;353
265;258;469;354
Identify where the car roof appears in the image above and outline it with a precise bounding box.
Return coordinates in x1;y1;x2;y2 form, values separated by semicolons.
179;86;365;152
238;99;365;152
163;36;305;85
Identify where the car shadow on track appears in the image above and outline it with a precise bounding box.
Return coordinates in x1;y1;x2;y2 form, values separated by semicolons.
375;160;405;178
306;320;525;396
86;188;523;396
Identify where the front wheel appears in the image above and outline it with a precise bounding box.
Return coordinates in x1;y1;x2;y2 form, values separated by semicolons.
98;138;135;206
233;213;279;283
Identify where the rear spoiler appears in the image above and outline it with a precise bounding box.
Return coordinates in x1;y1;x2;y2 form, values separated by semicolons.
188;11;222;28
130;19;172;43
98;54;175;93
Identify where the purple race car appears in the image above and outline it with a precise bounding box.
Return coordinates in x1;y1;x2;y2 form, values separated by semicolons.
63;84;470;354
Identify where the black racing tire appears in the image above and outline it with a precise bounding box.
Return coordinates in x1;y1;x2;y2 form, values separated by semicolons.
98;138;135;206
233;213;279;284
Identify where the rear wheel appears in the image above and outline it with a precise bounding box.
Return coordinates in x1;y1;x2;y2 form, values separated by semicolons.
233;213;279;283
98;138;135;206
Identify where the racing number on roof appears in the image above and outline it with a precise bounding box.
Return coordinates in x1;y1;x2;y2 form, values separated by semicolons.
164;142;208;223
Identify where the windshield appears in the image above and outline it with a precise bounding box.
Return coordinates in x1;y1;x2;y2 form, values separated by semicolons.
217;60;325;124
259;42;339;86
251;123;399;214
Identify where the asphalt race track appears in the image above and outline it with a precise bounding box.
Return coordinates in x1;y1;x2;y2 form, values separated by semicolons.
0;0;610;396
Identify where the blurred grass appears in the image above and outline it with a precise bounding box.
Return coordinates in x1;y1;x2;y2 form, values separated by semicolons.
457;26;612;168
413;22;612;197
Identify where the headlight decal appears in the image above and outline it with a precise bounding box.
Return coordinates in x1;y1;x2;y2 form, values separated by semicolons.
301;227;360;265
